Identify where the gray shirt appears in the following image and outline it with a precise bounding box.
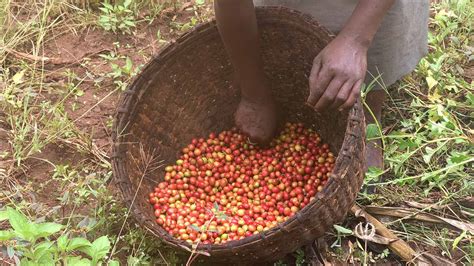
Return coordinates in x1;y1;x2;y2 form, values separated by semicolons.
254;0;429;89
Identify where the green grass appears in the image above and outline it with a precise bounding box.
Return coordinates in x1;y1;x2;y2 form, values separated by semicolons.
358;0;473;263
0;0;472;265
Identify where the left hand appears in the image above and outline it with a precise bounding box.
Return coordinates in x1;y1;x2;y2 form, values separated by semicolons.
306;35;368;111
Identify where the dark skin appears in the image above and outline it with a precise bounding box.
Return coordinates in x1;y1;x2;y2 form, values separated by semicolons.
215;0;394;169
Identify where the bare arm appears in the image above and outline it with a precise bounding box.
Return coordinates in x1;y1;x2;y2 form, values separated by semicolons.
340;0;395;50
214;0;270;100
215;0;276;145
214;0;394;144
307;0;395;111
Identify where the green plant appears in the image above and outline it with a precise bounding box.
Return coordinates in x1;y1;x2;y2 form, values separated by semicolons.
99;50;140;91
0;207;118;265
53;164;111;206
185;203;228;265
98;0;136;34
379;0;474;194
356;1;474;197
1;68;76;168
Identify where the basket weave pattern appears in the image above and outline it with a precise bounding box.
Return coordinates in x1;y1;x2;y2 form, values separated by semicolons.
112;7;365;263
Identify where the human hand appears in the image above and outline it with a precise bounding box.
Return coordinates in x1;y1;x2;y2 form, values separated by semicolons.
306;36;368;112
234;79;277;146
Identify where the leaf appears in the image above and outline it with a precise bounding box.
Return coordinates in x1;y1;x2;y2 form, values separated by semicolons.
426;76;438;90
124;20;136;27
65;256;91;266
12;70;25;84
20;258;35;266
102;2;113;10
124;57;133;73
7;207;35;242
366;124;381;140
36;222;63;238
333;224;352;235
422;146;437;164
67;237;91;251
0;209;8;221
74;89;84;97
79;236;111;264
452;231;467;250
189;224;201;232
447;151;470;165
57;234;69;251
0;230;15;241
466;92;474;106
217;213;228;220
213;202;219;212
33;241;55;260
365;167;384;183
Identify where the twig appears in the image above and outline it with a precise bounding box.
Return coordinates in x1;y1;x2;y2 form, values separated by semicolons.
186;213;215;266
107;144;160;263
2;47;54;62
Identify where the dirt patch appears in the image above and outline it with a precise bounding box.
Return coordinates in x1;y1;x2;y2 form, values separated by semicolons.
1;9;200;217
463;65;474;83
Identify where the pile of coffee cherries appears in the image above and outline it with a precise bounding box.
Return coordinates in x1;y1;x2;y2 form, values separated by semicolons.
148;122;335;244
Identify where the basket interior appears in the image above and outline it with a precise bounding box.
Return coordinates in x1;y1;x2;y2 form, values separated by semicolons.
118;10;351;246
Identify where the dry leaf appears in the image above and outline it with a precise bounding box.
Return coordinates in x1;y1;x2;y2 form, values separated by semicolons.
364;206;474;234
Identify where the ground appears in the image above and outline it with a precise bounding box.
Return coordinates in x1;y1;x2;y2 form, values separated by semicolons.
0;0;472;265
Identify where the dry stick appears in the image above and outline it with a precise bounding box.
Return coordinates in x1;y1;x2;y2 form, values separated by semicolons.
3;46;111;65
108;145;157;264
350;205;416;262
185;213;216;266
2;47;53;62
142;227;170;266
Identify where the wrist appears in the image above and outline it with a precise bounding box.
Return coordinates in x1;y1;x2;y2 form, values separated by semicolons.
336;29;372;51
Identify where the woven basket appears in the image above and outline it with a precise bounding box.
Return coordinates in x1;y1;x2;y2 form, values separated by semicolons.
112;6;365;264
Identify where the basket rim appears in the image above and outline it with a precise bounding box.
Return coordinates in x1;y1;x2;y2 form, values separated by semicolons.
111;5;364;257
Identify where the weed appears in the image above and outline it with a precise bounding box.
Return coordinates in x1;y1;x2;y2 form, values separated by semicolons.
366;0;473;195
98;0;136;34
99;47;141;91
0;207;118;265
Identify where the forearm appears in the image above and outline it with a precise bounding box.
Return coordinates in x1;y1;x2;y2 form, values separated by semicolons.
337;0;395;49
214;0;267;98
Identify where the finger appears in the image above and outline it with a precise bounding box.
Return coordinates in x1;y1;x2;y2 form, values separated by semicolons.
330;80;355;110
339;79;363;111
309;57;322;84
307;57;321;105
314;78;345;111
307;69;333;107
307;61;332;106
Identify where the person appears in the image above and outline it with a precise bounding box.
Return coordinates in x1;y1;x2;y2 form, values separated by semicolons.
214;0;429;173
